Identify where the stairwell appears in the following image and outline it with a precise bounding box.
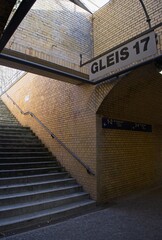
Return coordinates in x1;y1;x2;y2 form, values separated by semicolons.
0;99;95;234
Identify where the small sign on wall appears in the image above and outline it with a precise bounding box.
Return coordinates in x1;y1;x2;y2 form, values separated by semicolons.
90;31;157;80
102;117;152;132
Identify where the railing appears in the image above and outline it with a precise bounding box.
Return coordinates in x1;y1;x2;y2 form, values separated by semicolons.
5;93;95;176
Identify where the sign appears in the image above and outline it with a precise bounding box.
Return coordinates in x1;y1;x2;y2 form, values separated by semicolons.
90;31;157;80
102;118;152;132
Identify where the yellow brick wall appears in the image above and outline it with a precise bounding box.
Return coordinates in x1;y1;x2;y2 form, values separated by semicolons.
97;64;162;202
1;0;162;203
5;0;92;74
93;0;162;56
1;74;97;199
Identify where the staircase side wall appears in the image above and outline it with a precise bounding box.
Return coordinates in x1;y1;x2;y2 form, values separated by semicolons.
1;73;97;200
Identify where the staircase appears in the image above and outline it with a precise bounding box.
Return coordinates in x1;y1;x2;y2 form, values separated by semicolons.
0;99;95;234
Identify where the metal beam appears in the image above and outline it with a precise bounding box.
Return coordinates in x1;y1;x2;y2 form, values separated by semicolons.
0;0;37;52
0;53;90;85
0;52;161;86
68;0;92;13
0;0;17;36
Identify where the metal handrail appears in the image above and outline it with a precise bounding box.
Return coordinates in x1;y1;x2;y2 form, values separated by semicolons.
5;93;95;176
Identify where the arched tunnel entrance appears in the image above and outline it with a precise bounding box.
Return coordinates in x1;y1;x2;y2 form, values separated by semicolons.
96;63;162;202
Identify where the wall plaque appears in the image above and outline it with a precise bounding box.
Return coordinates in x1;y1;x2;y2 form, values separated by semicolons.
102;118;152;132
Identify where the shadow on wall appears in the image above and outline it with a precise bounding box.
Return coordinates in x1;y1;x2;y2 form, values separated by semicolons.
96;63;162;202
7;0;93;65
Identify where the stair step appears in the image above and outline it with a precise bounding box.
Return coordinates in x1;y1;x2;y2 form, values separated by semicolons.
0;178;76;195
0;129;31;134
0;151;51;157
0;134;37;139
0;192;90;219
0;131;34;136
0;166;63;177
0;146;48;151
0;119;19;123
0;126;33;133
0;142;44;147
0;115;15;119
0;123;20;126
0;125;29;129
0;199;95;232
0;161;58;169
0;156;55;163
0;185;82;205
0;147;48;152
0;138;42;144
0;99;95;234
0;172;70;186
0;118;19;121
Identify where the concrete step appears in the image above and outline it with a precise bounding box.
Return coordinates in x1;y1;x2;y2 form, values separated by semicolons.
0;172;70;186
0;138;42;144
0;108;16;113
0;185;83;206
0;161;58;170
0;142;44;148
0;165;63;177
0;125;29;129
0;134;37;139
0;118;19;123
0;122;20;126
0;128;33;133
0;146;49;152
0;118;20;123
0;147;48;152
0;151;51;157
0;127;35;136
0;198;95;233
0;99;96;234
0;156;55;163
0;178;76;195
0;118;19;122
0;131;35;136
0;114;17;118
0;192;90;219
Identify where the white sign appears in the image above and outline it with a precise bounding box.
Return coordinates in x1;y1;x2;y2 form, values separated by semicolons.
90;31;157;80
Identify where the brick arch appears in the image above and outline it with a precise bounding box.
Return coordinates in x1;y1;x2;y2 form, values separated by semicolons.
86;79;119;114
97;63;162;124
96;63;162;202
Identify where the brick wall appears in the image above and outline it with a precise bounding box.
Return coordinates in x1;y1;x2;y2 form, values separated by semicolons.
91;0;162;201
93;0;162;56
5;0;93;74
1;0;162;203
1;74;97;199
97;64;162;202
